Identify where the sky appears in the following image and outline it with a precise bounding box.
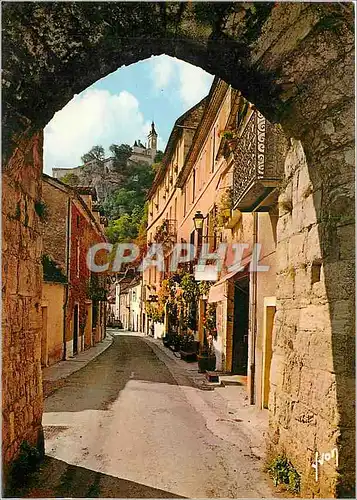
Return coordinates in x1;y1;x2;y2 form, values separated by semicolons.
44;55;214;174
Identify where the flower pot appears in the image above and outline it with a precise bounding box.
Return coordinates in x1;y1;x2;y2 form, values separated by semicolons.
180;350;197;362
197;354;216;373
162;336;171;347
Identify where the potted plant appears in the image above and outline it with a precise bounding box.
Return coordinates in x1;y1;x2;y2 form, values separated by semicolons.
198;304;217;372
179;332;199;362
219;129;237;150
197;336;216;373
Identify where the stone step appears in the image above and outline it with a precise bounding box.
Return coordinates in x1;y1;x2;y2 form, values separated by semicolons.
219;374;246;386
205;371;220;383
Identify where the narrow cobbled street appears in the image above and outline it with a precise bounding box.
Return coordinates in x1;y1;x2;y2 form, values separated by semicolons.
19;332;272;498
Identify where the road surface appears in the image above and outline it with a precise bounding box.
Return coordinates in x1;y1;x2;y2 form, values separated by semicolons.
18;333;273;498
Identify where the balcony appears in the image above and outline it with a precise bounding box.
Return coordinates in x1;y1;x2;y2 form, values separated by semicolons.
232;110;288;212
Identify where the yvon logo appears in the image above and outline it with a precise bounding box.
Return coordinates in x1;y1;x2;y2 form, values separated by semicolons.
311;448;339;482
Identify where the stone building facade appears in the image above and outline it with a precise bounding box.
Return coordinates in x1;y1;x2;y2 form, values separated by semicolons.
145;96;207;338
41;175;108;363
145;74;355;496
146;79;287;410
2;3;354;496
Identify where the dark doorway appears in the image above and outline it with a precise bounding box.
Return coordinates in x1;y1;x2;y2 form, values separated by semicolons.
73;304;79;355
232;278;249;374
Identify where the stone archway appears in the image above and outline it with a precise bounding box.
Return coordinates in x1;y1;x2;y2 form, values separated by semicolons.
2;2;354;497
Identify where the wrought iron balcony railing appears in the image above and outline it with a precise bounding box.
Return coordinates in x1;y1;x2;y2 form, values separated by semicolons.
232;110;288;212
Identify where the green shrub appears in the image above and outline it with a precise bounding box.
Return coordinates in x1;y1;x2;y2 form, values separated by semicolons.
9;441;41;488
267;455;300;493
35;200;48;220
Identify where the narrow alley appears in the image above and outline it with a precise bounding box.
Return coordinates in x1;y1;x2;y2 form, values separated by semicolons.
17;332;272;498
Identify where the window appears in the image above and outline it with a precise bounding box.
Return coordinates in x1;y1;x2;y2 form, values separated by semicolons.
189;231;196;262
208;206;217;251
76;215;80;228
192;170;196;202
205;142;210;178
212;128;216;172
236;99;249;129
76;238;80;277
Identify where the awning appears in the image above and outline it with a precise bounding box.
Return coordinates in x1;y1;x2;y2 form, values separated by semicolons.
208;281;227;303
208;257;251;303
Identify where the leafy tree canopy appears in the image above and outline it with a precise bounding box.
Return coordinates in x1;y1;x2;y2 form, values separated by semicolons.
82;142;158;249
123;161;155;193
101;189;142;220
154;150;164;163
106;206;144;243
109;143;133;172
81;145;105;164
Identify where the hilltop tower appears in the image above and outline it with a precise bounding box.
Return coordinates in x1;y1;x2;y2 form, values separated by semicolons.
147;121;158;159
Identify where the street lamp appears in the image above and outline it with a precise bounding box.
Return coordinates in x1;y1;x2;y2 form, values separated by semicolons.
193;211;205;231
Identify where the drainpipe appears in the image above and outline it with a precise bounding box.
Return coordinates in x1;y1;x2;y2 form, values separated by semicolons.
249;211;258;405
62;198;71;360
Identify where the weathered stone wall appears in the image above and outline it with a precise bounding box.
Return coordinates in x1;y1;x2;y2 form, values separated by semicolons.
269;139;355;497
2;132;45;481
41;282;65;366
42;180;68;272
2;2;354;495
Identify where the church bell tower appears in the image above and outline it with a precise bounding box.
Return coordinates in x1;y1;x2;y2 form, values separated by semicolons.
147;121;158;159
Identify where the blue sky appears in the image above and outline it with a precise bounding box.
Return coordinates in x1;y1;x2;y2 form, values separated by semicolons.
44;55;214;174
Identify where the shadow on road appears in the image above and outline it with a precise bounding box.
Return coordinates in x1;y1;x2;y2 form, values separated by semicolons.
5;455;185;498
44;336;194;413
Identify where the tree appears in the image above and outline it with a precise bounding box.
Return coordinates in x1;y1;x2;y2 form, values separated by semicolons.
109;144;133;172
154;150;164;163
61;173;80;186
151;161;162;173
102;189;142;220
106;207;144;243
122;161;155;193
81;145;105;164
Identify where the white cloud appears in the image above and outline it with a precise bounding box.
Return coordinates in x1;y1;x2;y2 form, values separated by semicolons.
44;89;150;173
176;60;213;108
150;55;213;109
151;55;175;89
44;55;214;173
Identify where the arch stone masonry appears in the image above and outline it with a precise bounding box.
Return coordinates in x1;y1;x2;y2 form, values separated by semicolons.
2;2;355;496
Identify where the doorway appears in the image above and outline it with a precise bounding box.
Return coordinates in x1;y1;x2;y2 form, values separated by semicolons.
73;304;79;355
262;297;276;409
232;278;249;375
41;306;48;367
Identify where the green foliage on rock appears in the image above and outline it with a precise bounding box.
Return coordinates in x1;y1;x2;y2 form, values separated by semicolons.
154;150;164;162
109;143;132;173
80;142;156;245
106;206;144;243
61;173;80;186
102;189;141;220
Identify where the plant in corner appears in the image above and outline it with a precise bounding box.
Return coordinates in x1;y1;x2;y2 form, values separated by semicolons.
267;455;300;494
